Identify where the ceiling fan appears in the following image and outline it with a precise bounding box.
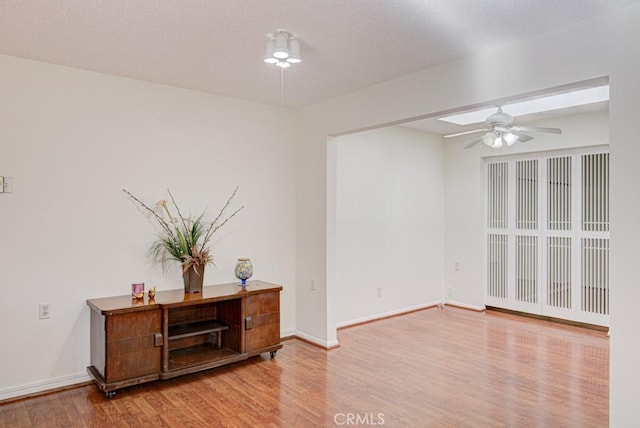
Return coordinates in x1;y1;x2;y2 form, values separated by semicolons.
444;107;562;149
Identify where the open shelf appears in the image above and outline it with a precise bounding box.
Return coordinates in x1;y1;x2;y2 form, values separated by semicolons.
168;344;241;371
168;320;229;341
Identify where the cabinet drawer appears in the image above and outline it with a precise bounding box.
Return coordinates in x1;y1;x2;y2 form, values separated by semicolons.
246;292;279;317
106;310;161;341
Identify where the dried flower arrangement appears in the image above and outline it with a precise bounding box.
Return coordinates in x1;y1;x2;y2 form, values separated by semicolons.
123;188;243;279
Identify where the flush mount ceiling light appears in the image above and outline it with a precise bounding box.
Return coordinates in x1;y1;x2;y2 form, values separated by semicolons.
264;30;302;69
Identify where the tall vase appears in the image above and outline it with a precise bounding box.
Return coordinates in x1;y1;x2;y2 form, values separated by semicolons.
234;258;253;286
183;264;204;294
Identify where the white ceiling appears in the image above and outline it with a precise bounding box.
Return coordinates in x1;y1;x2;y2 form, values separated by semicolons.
0;0;634;118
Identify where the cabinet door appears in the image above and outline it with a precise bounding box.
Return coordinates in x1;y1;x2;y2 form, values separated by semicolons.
105;310;162;383
245;291;280;352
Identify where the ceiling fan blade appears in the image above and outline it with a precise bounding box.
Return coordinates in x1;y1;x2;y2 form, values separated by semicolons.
510;131;533;142
443;128;489;138
511;125;562;134
463;138;483;149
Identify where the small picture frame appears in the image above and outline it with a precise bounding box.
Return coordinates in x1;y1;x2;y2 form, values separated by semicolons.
131;283;145;299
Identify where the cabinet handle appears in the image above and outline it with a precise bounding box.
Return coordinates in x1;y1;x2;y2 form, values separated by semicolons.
154;333;163;347
245;317;253;330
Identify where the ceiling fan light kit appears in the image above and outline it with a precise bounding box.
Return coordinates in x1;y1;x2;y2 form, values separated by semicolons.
482;131;519;148
264;30;302;69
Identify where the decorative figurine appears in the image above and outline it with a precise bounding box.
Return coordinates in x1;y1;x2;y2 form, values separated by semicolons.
148;286;156;299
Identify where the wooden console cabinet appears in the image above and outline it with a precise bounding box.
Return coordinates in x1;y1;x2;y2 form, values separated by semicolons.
86;280;282;398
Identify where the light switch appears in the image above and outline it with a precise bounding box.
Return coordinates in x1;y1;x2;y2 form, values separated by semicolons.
3;177;12;193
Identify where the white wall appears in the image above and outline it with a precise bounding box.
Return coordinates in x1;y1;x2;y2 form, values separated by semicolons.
296;4;640;424
0;55;297;399
444;109;609;307
607;19;640;424
335;127;444;325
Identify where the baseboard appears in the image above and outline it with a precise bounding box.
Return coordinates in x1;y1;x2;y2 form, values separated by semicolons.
336;301;442;329
444;300;486;312
294;331;340;349
0;372;91;403
280;329;297;340
486;306;609;332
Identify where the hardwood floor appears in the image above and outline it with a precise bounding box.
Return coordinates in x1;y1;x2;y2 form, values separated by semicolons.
0;307;609;427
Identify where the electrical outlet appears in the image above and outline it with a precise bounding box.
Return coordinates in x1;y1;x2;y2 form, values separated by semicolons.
311;277;316;291
454;262;460;271
377;287;382;297
39;303;50;319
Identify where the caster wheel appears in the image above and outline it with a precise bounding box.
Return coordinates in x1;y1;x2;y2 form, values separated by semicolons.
270;351;277;358
106;390;116;399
